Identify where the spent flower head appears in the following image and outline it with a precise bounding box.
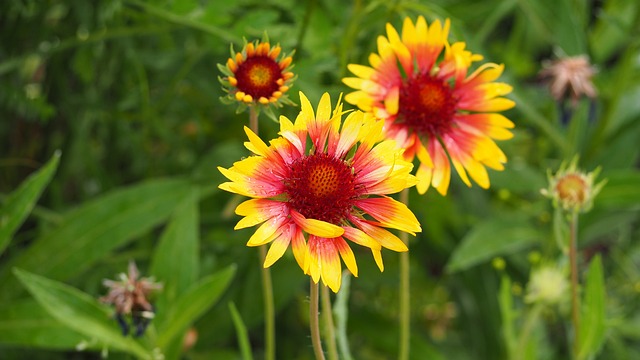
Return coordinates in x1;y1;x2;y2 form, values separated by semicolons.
218;34;296;119
343;16;515;195
541;157;607;213
100;261;162;336
540;54;597;105
218;92;421;292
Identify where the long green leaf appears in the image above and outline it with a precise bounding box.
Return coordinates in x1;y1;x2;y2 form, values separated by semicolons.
228;302;253;360
578;255;606;359
596;170;640;209
150;188;200;307
446;217;541;273
13;268;151;359
156;264;236;349
0;299;85;349
0;178;193;302
149;188;200;359
0;151;60;255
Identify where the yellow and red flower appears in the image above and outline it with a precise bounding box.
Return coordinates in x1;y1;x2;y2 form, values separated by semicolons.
343;16;515;195
218;37;295;116
218;92;421;292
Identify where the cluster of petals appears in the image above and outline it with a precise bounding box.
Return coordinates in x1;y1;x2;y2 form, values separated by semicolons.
343;16;515;195
218;92;421;292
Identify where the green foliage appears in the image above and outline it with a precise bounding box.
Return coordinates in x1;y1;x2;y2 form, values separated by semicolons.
1;0;639;359
579;255;606;359
0;151;60;255
13;268;151;359
446;215;541;273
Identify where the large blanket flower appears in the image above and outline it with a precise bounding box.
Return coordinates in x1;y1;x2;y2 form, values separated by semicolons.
343;16;515;195
218;92;421;292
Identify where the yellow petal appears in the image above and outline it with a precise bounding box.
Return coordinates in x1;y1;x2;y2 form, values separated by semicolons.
356;220;409;252
384;86;399;116
317;241;341;292
347;64;375;79
355;197;421;234
243;126;270;156
247;219;281;246
342;226;381;250
415;164;433;195
416;142;434;168
291;227;307;271
472;97;516;112
290;210;344;238
372;249;384;272
335;238;358;277
451;156;472;187
264;235;290;268
316;92;332;122
298;91;315;125
464;158;490;189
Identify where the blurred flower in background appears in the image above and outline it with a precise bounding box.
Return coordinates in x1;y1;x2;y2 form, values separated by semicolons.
218;92;421;292
541;157;607;213
525;265;569;307
540;55;597;105
218;36;296;118
100;261;162;337
343;16;515;195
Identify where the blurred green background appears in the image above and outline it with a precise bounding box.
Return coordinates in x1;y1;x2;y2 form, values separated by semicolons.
1;0;639;359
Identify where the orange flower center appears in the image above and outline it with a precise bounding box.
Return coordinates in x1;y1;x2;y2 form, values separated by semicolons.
555;173;587;205
235;56;281;99
285;153;358;224
398;73;458;138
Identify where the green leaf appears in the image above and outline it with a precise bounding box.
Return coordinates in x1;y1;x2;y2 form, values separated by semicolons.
12;268;151;359
149;188;200;358
0;299;85;349
446;217;541;273
0;178;193;302
553;0;587;55
578;255;606;359
150;188;200;308
156;264;236;349
0;151;60;255
596;170;640;209
498;275;516;358
228;302;253;360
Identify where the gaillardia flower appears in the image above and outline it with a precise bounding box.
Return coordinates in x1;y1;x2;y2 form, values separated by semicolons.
343;16;515;195
218;36;295;117
218;92;421;292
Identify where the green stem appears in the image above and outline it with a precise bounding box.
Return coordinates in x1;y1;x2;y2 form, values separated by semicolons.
569;211;580;359
321;285;339;360
398;188;410;360
250;107;275;360
334;272;354;360
310;280;326;360
516;304;543;360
